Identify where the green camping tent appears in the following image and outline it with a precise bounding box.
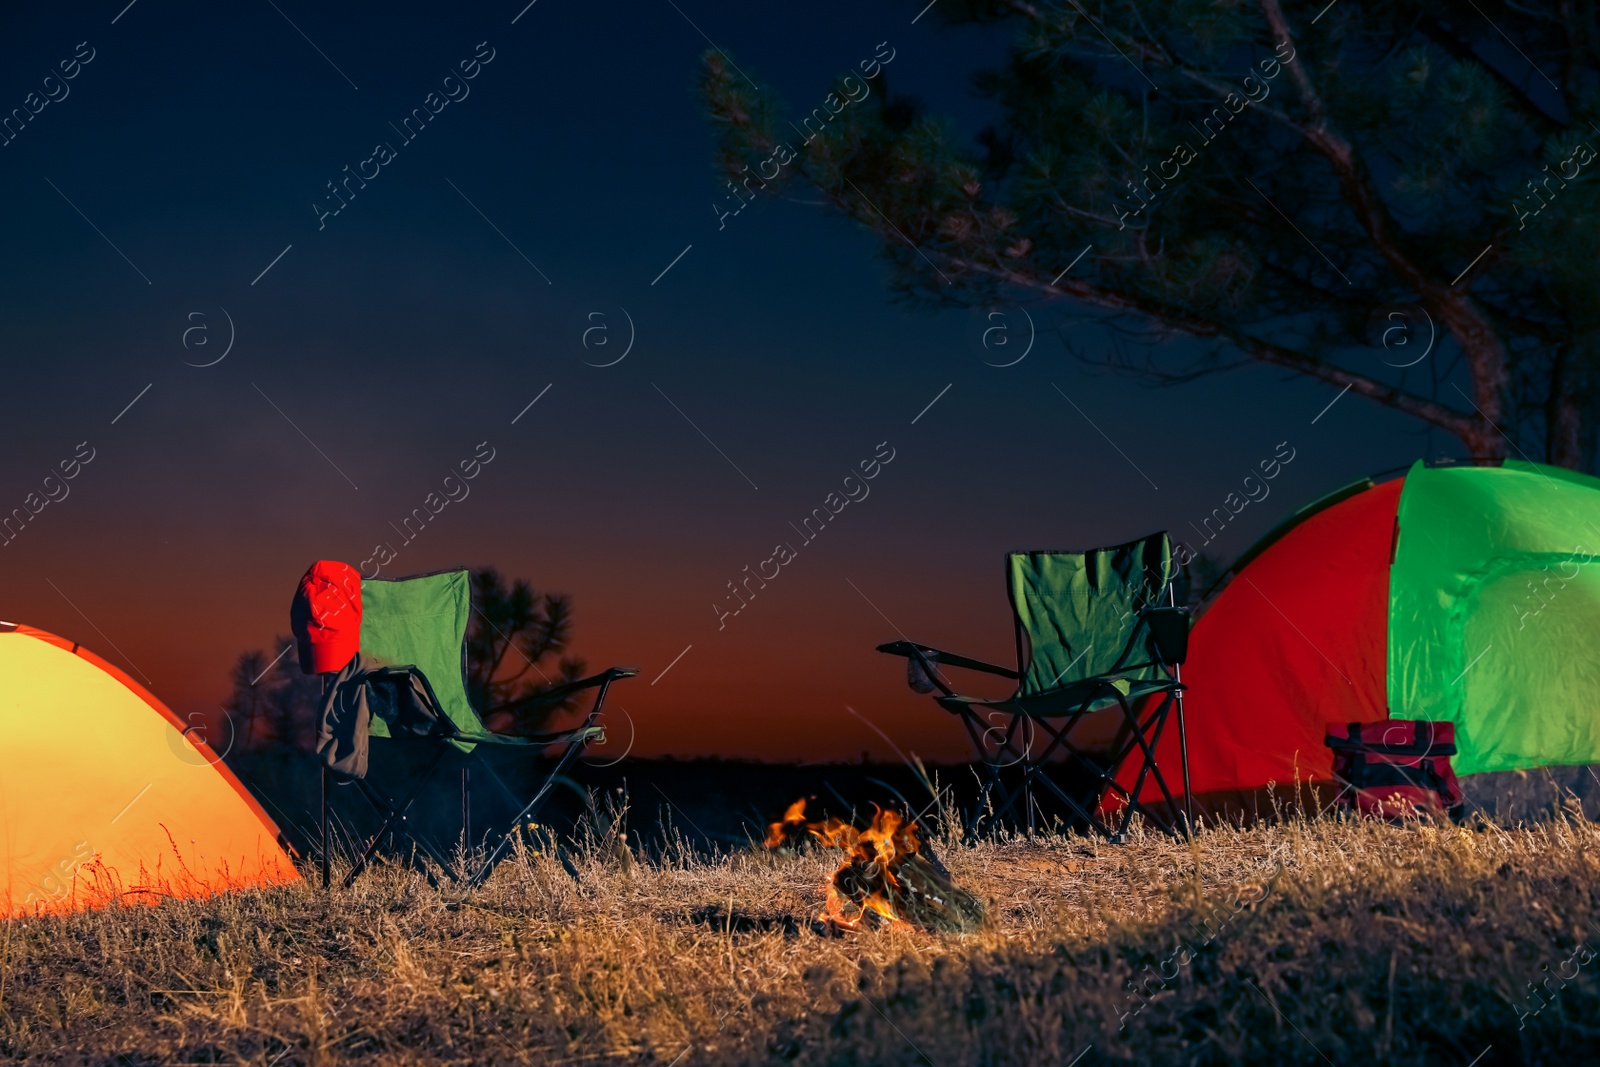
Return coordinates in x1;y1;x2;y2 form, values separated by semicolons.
1116;459;1600;811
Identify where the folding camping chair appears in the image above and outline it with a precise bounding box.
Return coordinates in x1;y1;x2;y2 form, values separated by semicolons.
877;533;1192;840
317;569;636;889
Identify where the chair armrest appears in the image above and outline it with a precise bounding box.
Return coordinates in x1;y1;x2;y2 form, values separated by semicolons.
510;724;606;746
483;666;638;717
469;723;606;746
875;641;1019;679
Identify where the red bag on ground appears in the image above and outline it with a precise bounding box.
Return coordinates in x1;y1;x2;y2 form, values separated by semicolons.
290;560;363;674
1325;721;1464;821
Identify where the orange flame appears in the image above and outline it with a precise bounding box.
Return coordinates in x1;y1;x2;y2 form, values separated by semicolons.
763;798;810;849
766;799;923;931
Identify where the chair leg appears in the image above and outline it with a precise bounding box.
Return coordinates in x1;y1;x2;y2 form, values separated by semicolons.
1140;695;1185;833
987;715;1079;828
1107;692;1178;837
463;730;593;890
1106;689;1191;838
956;712;990;830
1002;687;1185;842
343;747;451;888
461;766;471;858
463;678;619;891
1017;756;1108;835
320;763;331;890
1004;714;1122;837
975;713;1038;833
1175;669;1193;838
1024;760;1035;838
352;772;461;882
320;674;333;889
955;709;1008;838
467;735;595;895
965;682;1189;843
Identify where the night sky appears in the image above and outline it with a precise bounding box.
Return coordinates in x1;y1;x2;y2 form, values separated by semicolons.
0;0;1437;761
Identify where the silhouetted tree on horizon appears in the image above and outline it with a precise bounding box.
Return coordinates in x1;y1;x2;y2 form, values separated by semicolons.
463;567;586;734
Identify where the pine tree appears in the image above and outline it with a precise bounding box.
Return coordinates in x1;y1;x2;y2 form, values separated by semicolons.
462;568;586;734
702;0;1600;468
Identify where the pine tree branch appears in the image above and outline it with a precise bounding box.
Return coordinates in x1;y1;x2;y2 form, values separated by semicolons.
944;251;1482;438
488;630;515;684
1415;13;1567;127
1259;0;1509;442
696;12;1579;460
982;0;1519;441
788;142;1479;437
1169;67;1299;133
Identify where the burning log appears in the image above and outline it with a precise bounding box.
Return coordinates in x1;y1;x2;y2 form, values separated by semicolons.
766;799;985;933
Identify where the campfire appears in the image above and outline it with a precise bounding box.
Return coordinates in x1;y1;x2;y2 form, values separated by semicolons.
766;798;985;933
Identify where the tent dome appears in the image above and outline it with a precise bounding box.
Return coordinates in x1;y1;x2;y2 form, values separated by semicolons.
1118;459;1600;810
1;624;299;916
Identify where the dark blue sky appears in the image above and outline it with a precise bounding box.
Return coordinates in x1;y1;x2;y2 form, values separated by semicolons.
0;0;1434;759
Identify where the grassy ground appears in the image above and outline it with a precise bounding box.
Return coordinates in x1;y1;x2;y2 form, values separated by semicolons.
4;805;1600;1065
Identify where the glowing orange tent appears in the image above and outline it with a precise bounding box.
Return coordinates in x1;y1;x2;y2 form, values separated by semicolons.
1;623;299;917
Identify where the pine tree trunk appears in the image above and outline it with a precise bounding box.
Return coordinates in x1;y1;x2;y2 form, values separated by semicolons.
1445;314;1511;461
1546;355;1585;470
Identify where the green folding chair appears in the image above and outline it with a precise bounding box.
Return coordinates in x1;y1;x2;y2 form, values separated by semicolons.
319;569;636;888
878;532;1191;839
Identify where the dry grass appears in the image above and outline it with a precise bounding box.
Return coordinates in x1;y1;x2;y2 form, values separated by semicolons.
4;805;1600;1065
